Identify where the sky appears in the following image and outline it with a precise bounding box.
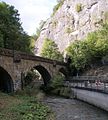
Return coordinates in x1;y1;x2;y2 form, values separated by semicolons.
1;0;57;35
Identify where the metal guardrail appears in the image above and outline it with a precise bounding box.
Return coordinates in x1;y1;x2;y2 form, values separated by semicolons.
65;76;108;93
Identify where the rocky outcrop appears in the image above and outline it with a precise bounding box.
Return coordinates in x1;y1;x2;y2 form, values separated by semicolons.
35;0;108;56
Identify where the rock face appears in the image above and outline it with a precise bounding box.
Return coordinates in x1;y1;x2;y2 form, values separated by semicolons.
35;0;108;56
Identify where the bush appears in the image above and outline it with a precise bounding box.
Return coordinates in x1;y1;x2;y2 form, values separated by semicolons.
50;74;65;88
24;72;34;86
76;3;82;12
41;38;63;61
65;27;73;34
11;99;51;120
59;87;71;98
0;92;52;120
24;70;40;87
43;74;71;98
66;23;108;71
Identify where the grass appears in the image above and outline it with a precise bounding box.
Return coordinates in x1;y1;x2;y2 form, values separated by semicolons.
0;91;54;120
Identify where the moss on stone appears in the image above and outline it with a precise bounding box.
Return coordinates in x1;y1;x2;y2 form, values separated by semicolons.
52;21;58;28
65;27;73;34
76;3;82;13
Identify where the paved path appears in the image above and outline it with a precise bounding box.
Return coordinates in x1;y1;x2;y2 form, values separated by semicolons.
44;97;108;120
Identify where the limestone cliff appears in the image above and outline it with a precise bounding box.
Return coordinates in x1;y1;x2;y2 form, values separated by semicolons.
35;0;108;56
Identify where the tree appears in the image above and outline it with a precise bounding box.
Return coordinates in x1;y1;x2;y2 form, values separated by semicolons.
66;23;108;71
66;41;87;71
0;2;33;53
41;38;63;61
0;31;4;47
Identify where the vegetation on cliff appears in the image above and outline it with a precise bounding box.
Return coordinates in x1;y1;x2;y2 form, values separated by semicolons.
66;23;108;71
41;38;63;61
52;0;65;16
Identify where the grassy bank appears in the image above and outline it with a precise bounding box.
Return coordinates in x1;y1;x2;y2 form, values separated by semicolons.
0;92;54;120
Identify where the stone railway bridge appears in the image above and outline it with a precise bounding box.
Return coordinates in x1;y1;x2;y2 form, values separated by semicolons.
1;48;108;113
0;48;68;93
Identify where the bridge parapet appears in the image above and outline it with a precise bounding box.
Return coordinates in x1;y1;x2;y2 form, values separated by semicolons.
0;47;67;66
0;47;13;57
20;52;66;66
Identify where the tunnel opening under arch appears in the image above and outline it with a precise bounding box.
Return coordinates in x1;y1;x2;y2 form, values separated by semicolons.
59;68;68;78
0;67;14;93
34;65;51;86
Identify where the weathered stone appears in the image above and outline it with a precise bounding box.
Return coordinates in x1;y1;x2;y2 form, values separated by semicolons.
0;48;67;92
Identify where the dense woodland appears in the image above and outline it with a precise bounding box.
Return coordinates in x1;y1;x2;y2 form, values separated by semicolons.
0;2;33;53
66;23;108;72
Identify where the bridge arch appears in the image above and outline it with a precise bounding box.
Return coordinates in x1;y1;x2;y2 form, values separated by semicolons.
33;65;51;86
0;66;14;93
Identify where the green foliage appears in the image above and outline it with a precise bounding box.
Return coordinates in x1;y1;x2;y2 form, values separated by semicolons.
24;71;34;86
59;87;71;98
52;0;64;16
0;2;32;53
50;74;65;88
65;27;73;34
29;36;35;52
24;70;39;86
0;31;4;47
43;74;71;98
76;3;82;13
11;100;50;120
66;40;87;70
0;93;51;120
41;38;63;61
66;23;108;71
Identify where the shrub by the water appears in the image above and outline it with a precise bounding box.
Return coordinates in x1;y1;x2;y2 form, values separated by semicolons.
44;73;71;98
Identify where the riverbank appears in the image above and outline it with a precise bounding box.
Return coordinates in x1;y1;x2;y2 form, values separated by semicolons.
0;92;108;120
0;92;53;120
